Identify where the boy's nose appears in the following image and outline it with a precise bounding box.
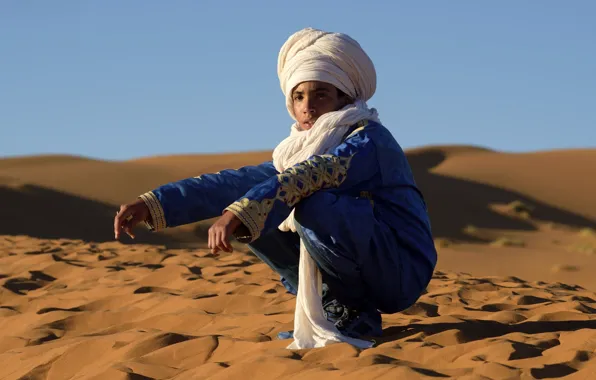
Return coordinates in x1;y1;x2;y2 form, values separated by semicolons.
303;99;316;115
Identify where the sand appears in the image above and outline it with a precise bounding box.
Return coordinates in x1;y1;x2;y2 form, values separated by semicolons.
1;146;595;379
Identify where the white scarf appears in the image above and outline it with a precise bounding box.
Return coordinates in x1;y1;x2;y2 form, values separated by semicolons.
273;28;380;349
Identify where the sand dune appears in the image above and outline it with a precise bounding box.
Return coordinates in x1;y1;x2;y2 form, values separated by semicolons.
1;146;596;379
2;147;594;244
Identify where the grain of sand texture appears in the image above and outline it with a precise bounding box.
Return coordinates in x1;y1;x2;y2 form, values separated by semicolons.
1;146;595;379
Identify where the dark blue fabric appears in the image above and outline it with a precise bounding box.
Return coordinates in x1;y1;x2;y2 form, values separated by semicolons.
247;228;300;295
248;190;427;313
151;161;277;226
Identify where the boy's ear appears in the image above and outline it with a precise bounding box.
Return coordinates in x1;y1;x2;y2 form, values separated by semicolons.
336;88;354;108
341;95;354;108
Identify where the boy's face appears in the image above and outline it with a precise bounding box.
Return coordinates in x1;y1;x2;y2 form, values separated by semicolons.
291;81;350;130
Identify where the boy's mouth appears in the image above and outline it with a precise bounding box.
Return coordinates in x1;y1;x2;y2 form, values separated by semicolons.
302;120;316;129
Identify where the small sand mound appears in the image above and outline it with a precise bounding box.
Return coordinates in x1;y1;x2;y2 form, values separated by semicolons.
434;238;453;249
551;264;581;273
578;228;596;238
463;225;479;236
490;236;526;247
567;243;596;255
505;200;535;218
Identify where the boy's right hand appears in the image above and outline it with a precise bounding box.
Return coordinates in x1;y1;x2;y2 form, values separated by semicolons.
114;198;151;240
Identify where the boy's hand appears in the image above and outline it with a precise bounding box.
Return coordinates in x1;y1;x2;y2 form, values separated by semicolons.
208;211;242;255
114;198;151;240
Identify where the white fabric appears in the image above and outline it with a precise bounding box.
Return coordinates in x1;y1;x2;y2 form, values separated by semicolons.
272;28;379;349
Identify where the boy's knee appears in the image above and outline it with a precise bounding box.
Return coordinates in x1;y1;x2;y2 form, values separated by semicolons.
294;191;335;230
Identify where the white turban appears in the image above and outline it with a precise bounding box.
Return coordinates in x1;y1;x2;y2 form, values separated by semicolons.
273;28;379;350
277;27;377;120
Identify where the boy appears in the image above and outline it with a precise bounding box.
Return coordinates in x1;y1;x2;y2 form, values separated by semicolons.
114;28;437;349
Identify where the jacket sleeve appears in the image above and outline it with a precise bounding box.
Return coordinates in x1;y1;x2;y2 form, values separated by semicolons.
224;125;380;242
140;161;278;231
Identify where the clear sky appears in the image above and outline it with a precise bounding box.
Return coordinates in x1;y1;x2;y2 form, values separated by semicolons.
1;1;595;161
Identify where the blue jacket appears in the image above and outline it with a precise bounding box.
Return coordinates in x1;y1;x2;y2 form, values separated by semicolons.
141;120;437;303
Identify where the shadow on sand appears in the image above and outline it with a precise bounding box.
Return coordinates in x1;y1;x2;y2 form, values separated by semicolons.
0;184;179;246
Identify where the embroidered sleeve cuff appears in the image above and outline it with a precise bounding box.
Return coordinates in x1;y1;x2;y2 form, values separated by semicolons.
225;199;264;243
139;191;167;231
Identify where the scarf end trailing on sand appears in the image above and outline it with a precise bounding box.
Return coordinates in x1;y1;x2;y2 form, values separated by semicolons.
285;241;375;350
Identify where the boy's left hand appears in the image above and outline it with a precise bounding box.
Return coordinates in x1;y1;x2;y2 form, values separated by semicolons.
208;211;243;254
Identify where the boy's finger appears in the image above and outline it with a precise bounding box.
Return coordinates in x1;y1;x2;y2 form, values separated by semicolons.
114;209;130;239
214;230;225;254
213;230;221;253
207;229;213;250
217;231;232;253
222;234;233;252
114;214;120;238
124;224;135;239
114;217;122;240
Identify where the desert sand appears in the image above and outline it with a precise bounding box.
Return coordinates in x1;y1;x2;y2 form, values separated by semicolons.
1;146;595;379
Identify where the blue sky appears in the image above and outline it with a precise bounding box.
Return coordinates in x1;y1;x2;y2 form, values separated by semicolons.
1;1;594;160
